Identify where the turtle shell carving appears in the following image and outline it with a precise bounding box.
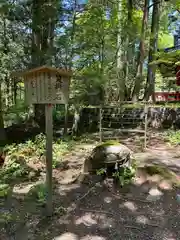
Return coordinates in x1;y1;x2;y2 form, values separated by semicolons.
87;142;132;173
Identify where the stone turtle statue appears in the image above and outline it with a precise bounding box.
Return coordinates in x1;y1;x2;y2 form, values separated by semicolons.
72;141;132;183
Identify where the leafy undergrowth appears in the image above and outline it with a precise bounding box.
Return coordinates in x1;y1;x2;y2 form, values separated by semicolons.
96;160;137;187
0;134;75;197
138;164;180;187
164;130;180;145
0;156;31;184
4;133;75;166
113;164;137;187
27;183;47;205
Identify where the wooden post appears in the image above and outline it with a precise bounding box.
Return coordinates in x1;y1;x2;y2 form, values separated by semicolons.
45;104;53;216
99;106;102;143
16;66;72;217
144;103;148;150
63;104;68;135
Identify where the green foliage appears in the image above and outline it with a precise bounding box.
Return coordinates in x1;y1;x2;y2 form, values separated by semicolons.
158;33;174;49
4;100;30;126
0;157;29;184
53;105;71;122
0;212;14;224
0;0;179;136
96;168;106;176
4;133;74;166
113;165;136;187
96;161;137;187
152;50;180;78
0;183;10;197
165;130;180;145
28;183;47;205
1;134;75;186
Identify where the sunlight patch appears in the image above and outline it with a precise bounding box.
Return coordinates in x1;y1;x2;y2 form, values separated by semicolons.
54;232;78;240
98;214;114;228
136;215;149;225
81;235;106;240
13;181;42;195
75;213;97;226
123;201;137;212
134;176;146;185
159;180;172;190
104;196;112;203
146;187;163;201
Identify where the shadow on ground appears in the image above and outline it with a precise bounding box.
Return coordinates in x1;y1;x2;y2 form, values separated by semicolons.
1;131;180;240
1;166;180;240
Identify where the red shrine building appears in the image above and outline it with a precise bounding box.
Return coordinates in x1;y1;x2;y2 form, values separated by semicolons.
155;21;180;102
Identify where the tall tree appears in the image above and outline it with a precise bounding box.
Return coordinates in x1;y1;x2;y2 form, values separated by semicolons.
116;0;125;101
132;0;149;101
31;0;59;127
124;0;133;100
144;0;161;100
0;83;6;147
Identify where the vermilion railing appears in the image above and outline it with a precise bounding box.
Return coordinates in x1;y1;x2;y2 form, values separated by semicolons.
154;92;180;102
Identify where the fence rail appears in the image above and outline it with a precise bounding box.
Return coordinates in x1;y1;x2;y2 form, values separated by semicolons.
97;102;148;149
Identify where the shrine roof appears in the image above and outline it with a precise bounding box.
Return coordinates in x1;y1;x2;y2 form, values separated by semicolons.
12;66;72;78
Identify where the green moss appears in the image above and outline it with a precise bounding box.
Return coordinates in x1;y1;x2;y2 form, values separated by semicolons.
97;140;120;147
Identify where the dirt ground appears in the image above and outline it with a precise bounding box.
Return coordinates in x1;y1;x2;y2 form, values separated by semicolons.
1;132;180;240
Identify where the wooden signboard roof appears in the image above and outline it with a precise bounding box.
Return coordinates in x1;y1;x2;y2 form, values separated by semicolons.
12;66;72;78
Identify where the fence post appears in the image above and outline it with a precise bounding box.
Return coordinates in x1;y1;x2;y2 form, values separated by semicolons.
144;103;148;150
99;106;102;143
63;104;68;135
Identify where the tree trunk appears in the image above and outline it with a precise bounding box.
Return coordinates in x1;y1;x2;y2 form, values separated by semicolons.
144;0;160;101
124;0;133;100
31;0;58;127
0;83;6;147
31;0;45;127
116;0;125;101
13;77;17;105
63;104;68;135
72;106;81;136
69;0;77;70
132;0;149;102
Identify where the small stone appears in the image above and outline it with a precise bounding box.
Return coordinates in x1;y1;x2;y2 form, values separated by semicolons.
123;201;137;212
75;213;97;226
147;187;163;201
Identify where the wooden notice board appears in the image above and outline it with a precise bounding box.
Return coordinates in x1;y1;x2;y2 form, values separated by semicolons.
17;66;72;216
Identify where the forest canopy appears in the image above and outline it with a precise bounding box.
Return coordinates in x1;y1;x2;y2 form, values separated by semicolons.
0;0;180;144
